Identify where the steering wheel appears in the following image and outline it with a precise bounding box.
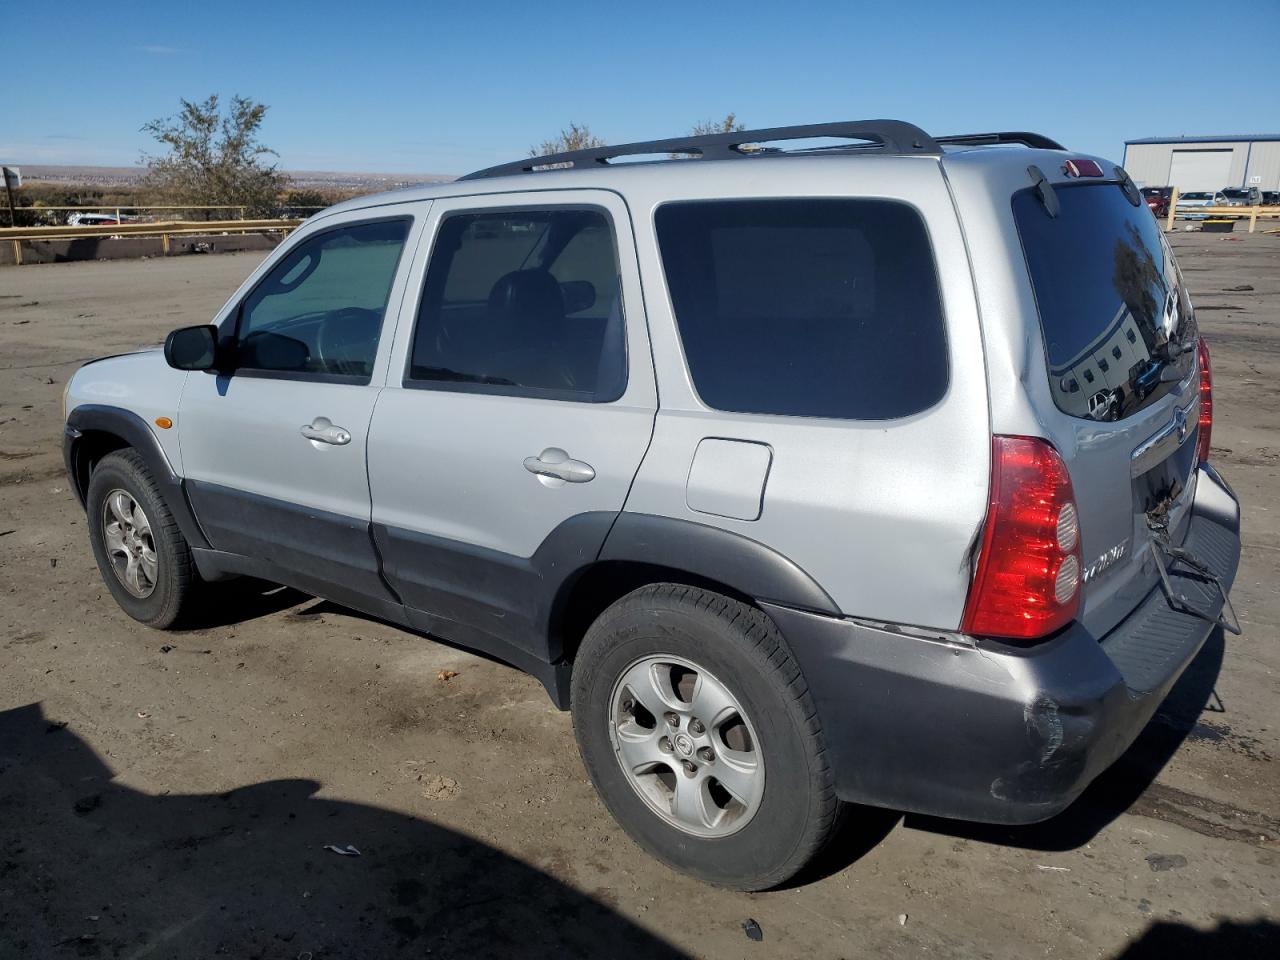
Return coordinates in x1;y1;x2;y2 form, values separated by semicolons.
315;307;381;375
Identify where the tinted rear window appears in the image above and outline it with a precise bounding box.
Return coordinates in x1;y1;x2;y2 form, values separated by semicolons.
1013;182;1197;421
655;199;948;420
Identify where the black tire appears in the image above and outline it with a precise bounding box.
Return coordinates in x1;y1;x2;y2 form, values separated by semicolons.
86;448;201;629
571;583;840;890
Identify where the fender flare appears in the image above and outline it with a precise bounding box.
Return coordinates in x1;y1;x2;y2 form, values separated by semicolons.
64;404;210;549
598;513;840;616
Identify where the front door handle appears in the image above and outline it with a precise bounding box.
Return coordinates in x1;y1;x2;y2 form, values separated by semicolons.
523;447;595;484
300;417;352;446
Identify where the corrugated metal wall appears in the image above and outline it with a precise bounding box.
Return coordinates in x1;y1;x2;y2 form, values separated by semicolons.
1124;140;1280;191
1245;141;1280;192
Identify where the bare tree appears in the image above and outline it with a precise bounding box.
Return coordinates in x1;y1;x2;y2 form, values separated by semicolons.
141;95;285;217
690;113;745;137
530;123;606;167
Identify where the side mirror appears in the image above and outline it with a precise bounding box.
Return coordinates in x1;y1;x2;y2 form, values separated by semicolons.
164;325;220;371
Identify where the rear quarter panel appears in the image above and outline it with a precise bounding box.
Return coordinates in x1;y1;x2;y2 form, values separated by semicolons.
620;158;991;630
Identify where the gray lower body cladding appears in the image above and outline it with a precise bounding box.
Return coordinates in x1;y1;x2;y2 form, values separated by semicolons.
762;465;1241;825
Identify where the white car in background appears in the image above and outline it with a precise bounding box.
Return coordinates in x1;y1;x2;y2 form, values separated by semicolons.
66;212;123;227
1175;191;1226;220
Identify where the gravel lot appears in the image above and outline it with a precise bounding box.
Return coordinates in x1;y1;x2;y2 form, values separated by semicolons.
1;235;1277;958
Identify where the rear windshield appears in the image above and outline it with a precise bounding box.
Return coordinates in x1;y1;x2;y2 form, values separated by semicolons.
1013;182;1197;421
655;198;948;420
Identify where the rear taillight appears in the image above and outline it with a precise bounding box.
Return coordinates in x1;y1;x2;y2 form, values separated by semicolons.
961;436;1083;640
1196;337;1212;464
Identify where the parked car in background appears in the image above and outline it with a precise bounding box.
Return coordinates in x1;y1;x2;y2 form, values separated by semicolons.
61;119;1240;890
1175;191;1225;219
1263;191;1280;206
1219;188;1252;207
1141;186;1173;218
66;212;122;226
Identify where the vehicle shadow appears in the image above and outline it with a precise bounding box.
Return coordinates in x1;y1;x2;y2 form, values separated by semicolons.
903;627;1227;851
179;578;313;630
1110;918;1279;959
0;702;687;958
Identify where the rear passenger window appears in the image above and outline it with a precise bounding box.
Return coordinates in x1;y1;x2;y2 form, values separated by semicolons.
407;208;626;402
656;199;948;420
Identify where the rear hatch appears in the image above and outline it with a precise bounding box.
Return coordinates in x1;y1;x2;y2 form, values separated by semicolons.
1012;179;1201;638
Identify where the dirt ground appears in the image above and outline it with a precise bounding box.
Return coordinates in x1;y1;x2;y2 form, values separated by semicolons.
1;234;1277;959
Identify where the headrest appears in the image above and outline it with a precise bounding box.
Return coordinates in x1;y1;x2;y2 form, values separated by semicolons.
487;270;565;327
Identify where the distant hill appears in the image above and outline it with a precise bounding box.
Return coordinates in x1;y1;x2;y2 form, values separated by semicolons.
20;164;457;189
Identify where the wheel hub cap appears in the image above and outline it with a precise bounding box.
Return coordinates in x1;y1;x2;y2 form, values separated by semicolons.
102;489;158;598
608;655;765;838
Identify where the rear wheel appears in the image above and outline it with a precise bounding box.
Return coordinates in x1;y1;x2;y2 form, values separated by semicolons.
571;584;840;890
86;449;201;628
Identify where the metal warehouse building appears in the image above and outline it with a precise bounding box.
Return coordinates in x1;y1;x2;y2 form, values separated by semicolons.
1123;135;1280;192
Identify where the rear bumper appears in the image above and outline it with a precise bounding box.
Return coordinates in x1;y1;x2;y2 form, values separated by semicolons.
764;463;1241;825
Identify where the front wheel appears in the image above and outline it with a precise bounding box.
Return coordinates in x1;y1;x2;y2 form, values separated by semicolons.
571;584;841;890
86;449;201;628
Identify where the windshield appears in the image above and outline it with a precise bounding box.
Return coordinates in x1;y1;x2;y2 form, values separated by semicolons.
1013;181;1198;421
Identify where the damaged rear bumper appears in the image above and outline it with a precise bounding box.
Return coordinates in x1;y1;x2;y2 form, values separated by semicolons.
762;463;1241;825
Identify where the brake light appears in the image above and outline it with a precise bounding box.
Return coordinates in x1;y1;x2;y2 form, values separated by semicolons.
1196;337;1212;464
961;436;1083;640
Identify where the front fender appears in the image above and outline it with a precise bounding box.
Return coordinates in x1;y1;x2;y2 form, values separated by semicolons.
64;404;209;549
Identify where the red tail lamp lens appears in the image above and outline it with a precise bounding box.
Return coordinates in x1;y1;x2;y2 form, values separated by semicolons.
962;436;1083;640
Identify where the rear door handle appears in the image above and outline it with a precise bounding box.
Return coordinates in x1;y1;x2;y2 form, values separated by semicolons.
524;447;595;483
300;417;352;446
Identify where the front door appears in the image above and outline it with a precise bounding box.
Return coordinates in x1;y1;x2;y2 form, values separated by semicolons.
367;191;656;662
178;210;421;611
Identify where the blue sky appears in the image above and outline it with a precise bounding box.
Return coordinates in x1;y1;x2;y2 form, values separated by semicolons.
5;0;1278;175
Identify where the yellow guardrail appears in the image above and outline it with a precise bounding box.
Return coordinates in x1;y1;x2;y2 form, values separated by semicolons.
1162;189;1280;233
0;218;301;265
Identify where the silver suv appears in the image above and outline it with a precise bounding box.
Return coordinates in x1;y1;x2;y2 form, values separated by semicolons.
62;120;1241;890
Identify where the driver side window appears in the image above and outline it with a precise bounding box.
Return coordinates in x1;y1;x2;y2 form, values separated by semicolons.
236;218;410;382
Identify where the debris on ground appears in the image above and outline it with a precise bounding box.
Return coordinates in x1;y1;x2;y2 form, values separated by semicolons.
421;775;460;801
136;710;151;719
73;794;101;815
898;913;909;926
1223;284;1254;291
322;844;361;857
436;669;458;682
741;918;763;942
160;645;175;654
1145;853;1188;872
45;720;68;733
1035;865;1071;873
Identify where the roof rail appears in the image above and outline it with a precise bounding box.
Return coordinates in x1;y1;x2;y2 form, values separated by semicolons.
935;131;1066;150
461;119;944;180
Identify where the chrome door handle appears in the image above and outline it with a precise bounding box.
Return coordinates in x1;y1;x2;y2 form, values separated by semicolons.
300;417;352;446
523;447;595;483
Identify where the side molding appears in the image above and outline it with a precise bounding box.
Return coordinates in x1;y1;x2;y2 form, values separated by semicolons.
64;404;210;549
599;513;841;616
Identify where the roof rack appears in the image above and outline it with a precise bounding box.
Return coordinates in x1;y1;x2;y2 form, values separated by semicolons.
935;131;1066;150
461;119;944;180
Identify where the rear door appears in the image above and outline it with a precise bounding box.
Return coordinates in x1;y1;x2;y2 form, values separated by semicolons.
1012;180;1202;637
367;190;656;661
